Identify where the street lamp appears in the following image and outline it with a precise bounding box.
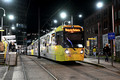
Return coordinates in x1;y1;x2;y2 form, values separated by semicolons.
11;26;15;30
60;12;67;19
96;2;104;9
8;14;15;20
0;7;6;41
53;20;57;24
79;14;82;18
96;1;103;64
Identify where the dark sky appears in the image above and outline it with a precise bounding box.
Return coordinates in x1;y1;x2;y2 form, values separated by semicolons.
27;0;112;34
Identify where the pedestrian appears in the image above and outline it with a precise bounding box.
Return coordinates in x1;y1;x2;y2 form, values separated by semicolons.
9;42;16;52
103;44;111;62
93;46;97;58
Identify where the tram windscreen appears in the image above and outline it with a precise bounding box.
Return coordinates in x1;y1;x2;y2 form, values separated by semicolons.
64;28;84;48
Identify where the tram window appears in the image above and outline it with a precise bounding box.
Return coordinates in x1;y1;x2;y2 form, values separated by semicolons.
47;35;50;44
56;32;63;45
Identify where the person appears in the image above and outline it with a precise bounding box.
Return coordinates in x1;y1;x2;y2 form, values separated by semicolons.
9;42;16;52
93;46;97;58
103;44;111;62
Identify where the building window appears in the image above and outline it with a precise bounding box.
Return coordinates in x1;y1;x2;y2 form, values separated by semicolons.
118;10;120;19
119;25;120;34
115;26;117;34
115;12;117;20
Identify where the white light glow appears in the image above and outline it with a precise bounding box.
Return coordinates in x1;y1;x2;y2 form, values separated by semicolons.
78;44;83;48
96;2;103;8
54;20;57;23
81;50;83;54
11;26;15;30
65;50;69;54
8;15;14;20
79;14;82;18
68;21;71;24
60;12;67;19
3;0;12;3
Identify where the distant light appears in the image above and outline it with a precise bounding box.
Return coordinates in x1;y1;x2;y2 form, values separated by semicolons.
3;14;6;17
43;31;45;33
78;44;83;48
96;2;103;8
54;20;57;23
3;0;12;3
8;33;10;35
79;14;82;18
68;21;71;24
60;12;67;19
11;26;15;30
8;15;14;20
54;27;56;30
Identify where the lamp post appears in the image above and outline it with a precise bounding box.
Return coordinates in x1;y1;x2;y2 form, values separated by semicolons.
38;7;41;58
96;1;103;64
0;7;6;41
112;2;115;66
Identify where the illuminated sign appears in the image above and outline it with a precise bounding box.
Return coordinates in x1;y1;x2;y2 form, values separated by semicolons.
0;30;4;32
87;41;90;47
88;38;96;40
65;28;80;33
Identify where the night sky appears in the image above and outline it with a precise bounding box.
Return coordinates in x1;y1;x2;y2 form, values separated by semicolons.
27;0;112;34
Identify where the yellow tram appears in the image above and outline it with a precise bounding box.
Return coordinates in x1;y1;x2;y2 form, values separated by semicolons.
28;25;84;61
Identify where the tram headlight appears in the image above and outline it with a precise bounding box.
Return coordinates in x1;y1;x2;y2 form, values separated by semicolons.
78;44;83;48
80;50;83;54
65;49;69;54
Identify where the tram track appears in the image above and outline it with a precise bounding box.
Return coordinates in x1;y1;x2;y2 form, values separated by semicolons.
25;56;120;80
64;61;120;80
28;56;99;80
27;56;58;80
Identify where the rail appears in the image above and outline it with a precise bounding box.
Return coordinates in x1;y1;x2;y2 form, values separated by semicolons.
28;56;58;80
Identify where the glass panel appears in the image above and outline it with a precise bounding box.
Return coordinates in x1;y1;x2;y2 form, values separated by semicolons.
64;29;84;48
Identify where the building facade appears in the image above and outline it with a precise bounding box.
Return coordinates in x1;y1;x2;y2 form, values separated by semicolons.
114;0;120;59
84;1;120;59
